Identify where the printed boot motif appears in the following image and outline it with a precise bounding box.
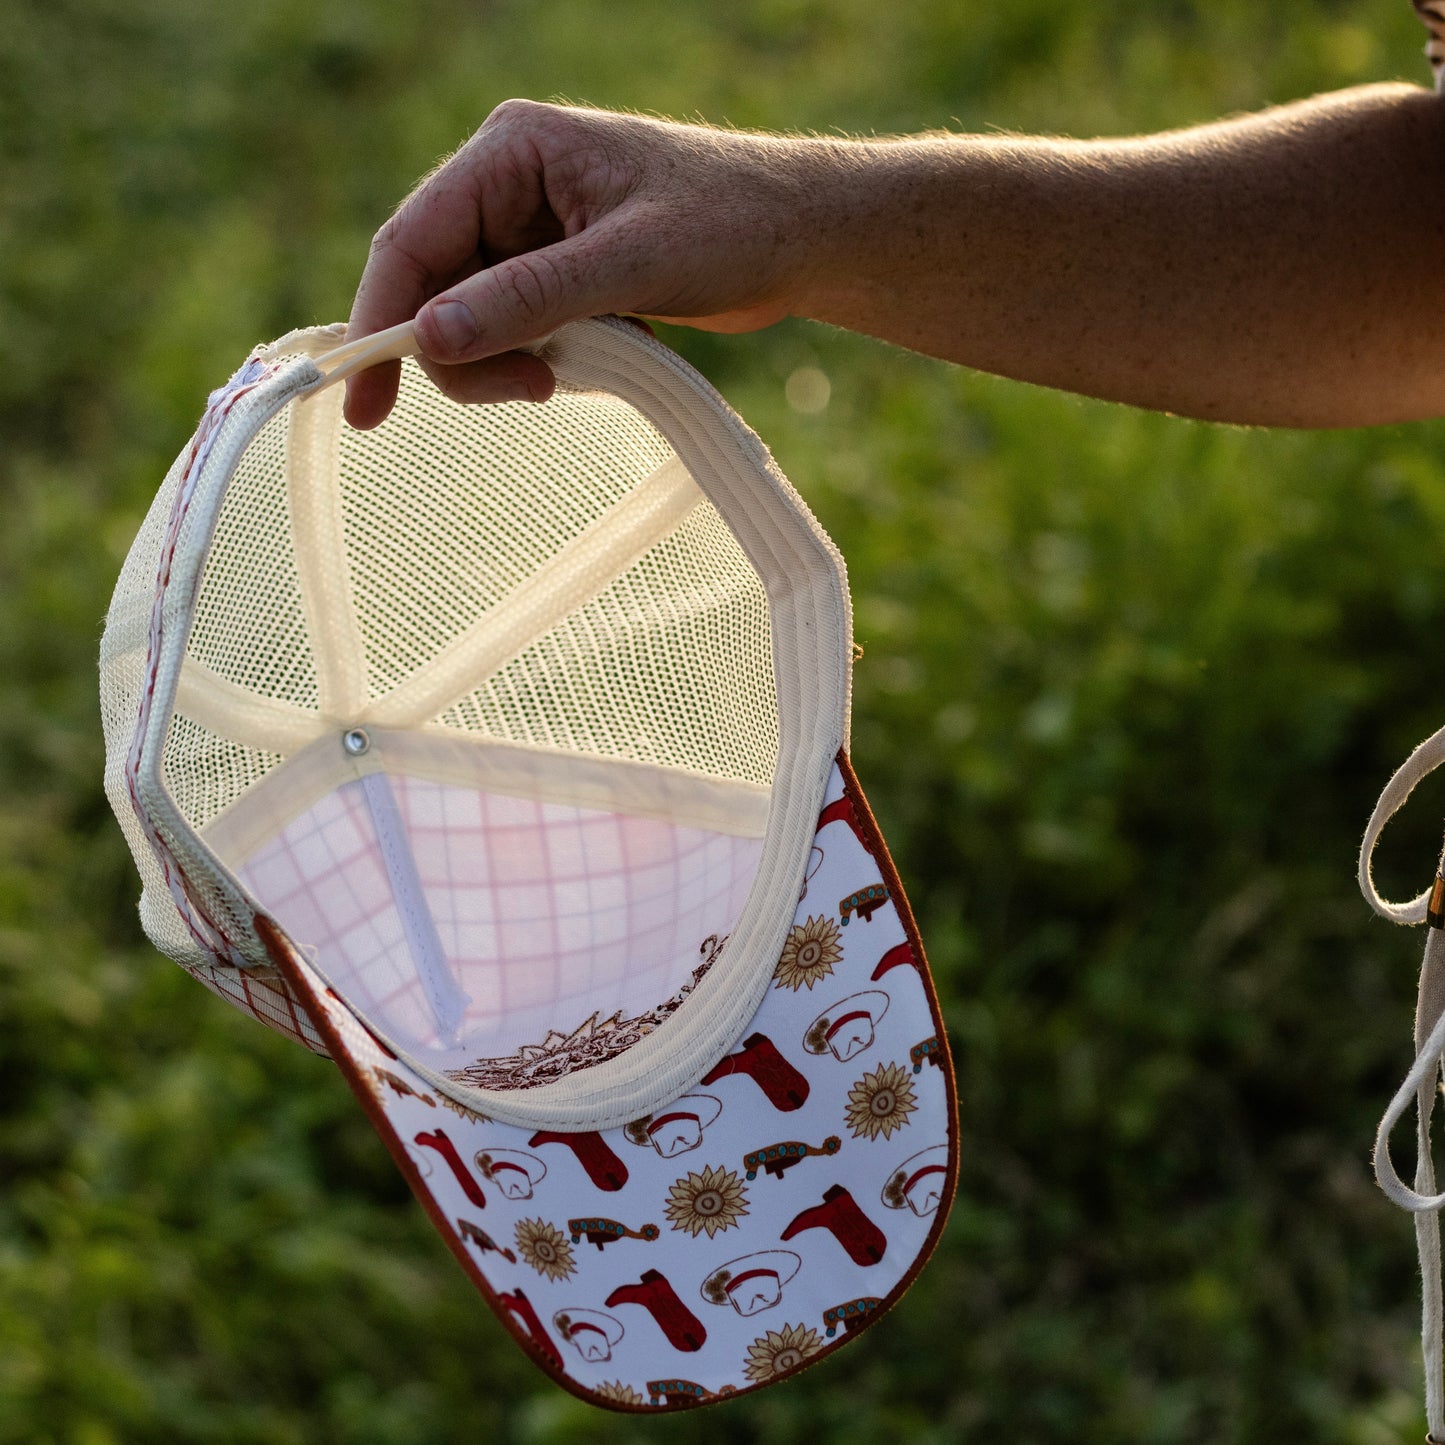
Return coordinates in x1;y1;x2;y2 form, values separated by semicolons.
700;1033;809;1111
780;1184;887;1266
872;941;919;980
527;1129;629;1191
605;1269;708;1352
817;795;874;856
499;1287;563;1368
413;1129;487;1209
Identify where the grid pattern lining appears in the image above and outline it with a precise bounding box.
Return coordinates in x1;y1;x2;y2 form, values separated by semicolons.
236;776;763;1076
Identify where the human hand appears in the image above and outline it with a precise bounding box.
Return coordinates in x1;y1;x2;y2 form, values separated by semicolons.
344;100;821;428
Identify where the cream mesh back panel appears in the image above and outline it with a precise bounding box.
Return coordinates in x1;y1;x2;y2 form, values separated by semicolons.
338;381;674;703
437;500;776;782
118;349;779;1087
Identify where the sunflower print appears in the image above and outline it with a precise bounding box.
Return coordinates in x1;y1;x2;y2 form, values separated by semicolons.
774;914;843;991
513;1217;576;1282
742;1322;824;1383
594;1381;646;1405
664;1163;749;1238
845;1061;918;1141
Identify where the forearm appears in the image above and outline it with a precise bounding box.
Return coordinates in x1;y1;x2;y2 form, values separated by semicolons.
784;84;1445;427
350;88;1445;429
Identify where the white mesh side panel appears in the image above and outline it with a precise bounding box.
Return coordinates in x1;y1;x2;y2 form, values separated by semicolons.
188;406;319;710
160;405;317;833
336;372;676;703
160;715;285;834
101;447;211;969
435;498;777;786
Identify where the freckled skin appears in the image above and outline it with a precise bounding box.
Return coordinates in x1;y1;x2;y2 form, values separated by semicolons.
346;87;1445;432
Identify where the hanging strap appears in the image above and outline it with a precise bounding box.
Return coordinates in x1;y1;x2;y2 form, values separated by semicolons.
1359;720;1445;1443
311;320;421;388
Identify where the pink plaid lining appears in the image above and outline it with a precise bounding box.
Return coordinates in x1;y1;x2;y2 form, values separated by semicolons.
181;958;330;1055
236;775;763;1072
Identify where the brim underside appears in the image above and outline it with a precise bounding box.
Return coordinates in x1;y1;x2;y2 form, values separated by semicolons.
258;752;957;1412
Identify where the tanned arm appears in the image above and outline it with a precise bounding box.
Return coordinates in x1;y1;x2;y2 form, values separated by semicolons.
346;86;1445;431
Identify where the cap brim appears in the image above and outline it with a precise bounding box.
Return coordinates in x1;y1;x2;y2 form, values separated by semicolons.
258;750;956;1411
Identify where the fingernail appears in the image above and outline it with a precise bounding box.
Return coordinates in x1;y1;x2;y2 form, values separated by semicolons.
504;381;540;403
429;299;478;355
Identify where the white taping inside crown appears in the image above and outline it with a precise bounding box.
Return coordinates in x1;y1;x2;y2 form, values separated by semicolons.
288;381;368;720
201;728;771;866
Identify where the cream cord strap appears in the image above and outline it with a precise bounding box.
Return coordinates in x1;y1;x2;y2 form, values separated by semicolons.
312;321;421;389
1359;722;1445;1442
308;318;557;390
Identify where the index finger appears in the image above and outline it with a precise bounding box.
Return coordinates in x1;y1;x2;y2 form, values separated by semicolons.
344;155;488;428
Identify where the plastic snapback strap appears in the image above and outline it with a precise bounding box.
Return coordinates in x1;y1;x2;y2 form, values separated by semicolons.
312;321;421;389
309;318;567;391
1358;720;1445;1443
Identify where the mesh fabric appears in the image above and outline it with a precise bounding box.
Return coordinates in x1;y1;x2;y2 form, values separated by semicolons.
101;443;210;968
105;338;780;1067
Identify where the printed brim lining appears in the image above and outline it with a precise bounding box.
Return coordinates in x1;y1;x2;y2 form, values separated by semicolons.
256;751;957;1411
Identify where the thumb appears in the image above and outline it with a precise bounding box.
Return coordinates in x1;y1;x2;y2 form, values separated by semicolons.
414;224;636;364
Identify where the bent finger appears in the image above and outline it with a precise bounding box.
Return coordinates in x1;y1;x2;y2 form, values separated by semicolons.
344;151;496;428
414;350;558;406
345;359;405;431
349;154;493;337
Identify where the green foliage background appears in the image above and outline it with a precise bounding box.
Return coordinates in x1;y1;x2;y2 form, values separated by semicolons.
4;0;1445;1439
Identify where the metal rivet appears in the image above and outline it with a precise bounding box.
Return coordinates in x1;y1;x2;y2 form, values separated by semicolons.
342;728;371;757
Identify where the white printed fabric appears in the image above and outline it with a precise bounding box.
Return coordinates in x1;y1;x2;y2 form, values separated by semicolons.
262;759;956;1411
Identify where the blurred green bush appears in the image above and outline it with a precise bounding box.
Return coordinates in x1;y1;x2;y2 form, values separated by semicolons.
2;0;1443;1440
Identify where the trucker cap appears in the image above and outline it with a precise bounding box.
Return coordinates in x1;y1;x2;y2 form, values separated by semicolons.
99;316;957;1410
